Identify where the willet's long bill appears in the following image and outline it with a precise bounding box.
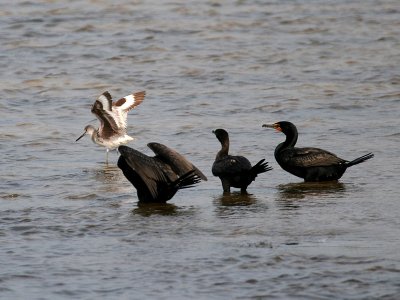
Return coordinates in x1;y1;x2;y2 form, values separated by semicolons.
76;90;145;162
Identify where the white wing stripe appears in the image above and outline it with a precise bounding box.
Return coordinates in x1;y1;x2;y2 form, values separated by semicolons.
118;94;136;111
97;94;112;111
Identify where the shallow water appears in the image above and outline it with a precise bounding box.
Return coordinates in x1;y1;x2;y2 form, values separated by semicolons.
1;0;400;299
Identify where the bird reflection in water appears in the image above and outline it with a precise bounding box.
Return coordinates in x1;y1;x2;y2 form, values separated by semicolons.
70;164;125;201
276;181;346;210
214;192;265;218
215;192;258;207
132;202;178;217
90;164;125;193
93;164;121;180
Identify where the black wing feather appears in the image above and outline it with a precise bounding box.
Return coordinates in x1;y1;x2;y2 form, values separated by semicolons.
212;155;251;176
148;142;208;181
119;146;168;200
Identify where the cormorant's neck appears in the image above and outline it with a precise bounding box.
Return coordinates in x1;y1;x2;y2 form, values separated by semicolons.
216;138;229;160
276;127;298;152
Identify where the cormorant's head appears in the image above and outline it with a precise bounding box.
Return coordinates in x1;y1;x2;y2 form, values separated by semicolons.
262;121;296;135
212;128;229;144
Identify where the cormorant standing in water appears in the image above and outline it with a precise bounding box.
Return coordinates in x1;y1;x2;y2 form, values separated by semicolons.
262;121;374;182
118;144;207;203
212;129;272;194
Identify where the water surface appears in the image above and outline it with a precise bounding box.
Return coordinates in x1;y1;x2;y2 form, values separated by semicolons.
1;1;400;299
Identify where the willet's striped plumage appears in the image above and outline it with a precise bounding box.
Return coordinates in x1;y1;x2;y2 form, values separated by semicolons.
76;90;145;162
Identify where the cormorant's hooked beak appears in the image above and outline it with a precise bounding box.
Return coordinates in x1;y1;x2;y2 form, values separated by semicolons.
262;123;281;132
212;130;216;134
262;124;274;128
76;131;86;142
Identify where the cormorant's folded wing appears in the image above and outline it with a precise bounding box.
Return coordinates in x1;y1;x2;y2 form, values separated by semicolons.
212;155;251;176
284;147;346;167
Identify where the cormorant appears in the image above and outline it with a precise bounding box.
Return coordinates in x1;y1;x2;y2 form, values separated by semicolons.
118;143;207;203
263;121;374;182
212;129;272;193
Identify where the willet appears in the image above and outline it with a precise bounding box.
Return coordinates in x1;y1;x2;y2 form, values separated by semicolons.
76;90;145;162
117;144;208;203
212;129;272;194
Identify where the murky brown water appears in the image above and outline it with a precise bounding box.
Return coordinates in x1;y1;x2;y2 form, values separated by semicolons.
1;1;400;299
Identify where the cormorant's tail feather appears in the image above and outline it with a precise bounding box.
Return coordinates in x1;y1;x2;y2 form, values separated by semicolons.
250;159;273;177
347;153;374;167
172;170;202;190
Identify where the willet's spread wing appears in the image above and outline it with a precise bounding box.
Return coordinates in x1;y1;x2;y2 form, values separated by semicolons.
113;91;145;112
112;91;146;130
91;91;145;138
91;92;120;139
96;91;113;111
148;142;208;181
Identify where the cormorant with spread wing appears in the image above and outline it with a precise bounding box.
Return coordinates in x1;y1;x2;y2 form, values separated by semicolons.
118;143;207;203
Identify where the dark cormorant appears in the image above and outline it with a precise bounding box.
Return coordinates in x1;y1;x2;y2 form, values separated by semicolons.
262;121;374;182
118;144;207;203
212;129;272;193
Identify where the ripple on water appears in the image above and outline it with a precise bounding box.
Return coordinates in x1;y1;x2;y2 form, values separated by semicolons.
0;0;399;299
65;193;98;200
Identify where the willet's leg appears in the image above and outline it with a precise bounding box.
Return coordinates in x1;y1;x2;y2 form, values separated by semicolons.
106;149;109;164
